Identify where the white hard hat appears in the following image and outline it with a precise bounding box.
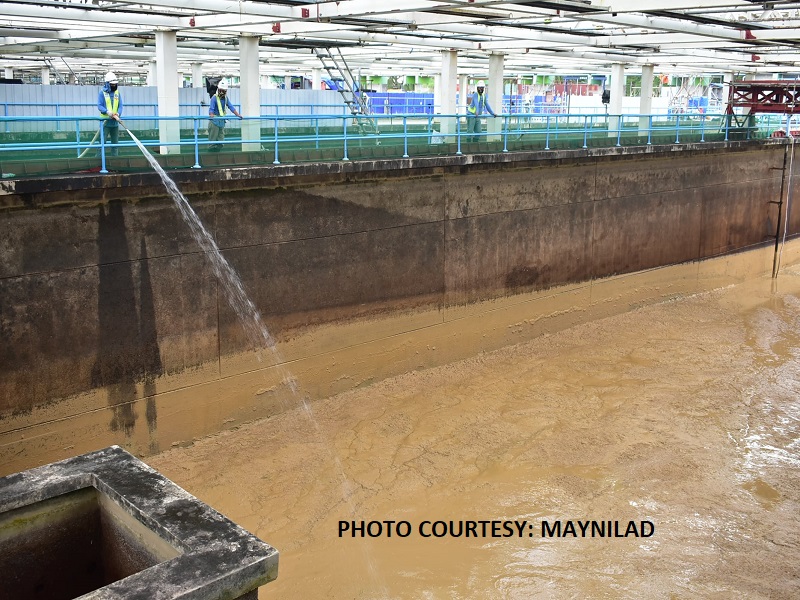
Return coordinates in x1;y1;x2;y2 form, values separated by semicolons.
217;78;229;90
477;80;486;87
104;71;118;84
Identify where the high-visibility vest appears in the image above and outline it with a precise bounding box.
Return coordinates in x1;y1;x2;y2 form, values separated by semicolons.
102;91;119;118
468;93;485;115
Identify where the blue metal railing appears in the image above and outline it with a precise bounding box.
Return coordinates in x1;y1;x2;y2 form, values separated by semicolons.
0;110;772;175
0;102;356;133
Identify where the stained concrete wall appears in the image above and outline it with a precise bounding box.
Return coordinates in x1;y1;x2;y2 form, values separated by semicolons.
1;141;797;475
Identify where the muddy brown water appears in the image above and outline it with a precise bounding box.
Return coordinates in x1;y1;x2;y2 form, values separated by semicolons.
150;264;800;599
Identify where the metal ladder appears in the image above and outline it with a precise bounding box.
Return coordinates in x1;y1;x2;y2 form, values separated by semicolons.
43;58;67;85
44;57;82;85
314;47;378;139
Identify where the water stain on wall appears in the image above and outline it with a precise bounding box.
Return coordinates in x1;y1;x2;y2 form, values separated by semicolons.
91;204;162;436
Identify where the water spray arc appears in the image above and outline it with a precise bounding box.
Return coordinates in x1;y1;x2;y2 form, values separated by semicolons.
119;123;392;598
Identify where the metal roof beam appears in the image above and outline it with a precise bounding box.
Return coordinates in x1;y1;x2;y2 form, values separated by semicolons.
0;3;185;28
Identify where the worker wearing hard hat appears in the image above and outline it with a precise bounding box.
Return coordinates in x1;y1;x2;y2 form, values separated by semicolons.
466;80;497;143
208;78;242;152
97;71;123;155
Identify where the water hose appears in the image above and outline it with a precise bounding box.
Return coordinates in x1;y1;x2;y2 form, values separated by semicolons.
78;116;126;158
77;128;100;158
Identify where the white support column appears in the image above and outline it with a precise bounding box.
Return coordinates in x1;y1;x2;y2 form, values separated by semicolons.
439;50;458;137
459;74;468;111
608;63;625;139
4;67;13;79
284;74;292;90
433;73;441;113
155;30;180;154
639;64;654;135
41;67;50;85
312;68;321;91
239;35;261;152
487;53;504;140
147;60;157;86
192;63;203;89
722;72;734;115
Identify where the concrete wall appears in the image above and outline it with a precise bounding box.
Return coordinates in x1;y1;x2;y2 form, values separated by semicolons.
1;141;798;475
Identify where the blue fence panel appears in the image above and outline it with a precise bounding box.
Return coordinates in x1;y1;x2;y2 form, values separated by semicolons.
363;92;434;115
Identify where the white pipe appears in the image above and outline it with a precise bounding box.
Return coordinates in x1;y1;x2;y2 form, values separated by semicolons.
292;29;476;50
417;22;595;47
585;13;745;41
0;4;184;28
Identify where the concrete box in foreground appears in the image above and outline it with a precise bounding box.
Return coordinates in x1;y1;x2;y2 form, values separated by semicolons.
0;445;278;599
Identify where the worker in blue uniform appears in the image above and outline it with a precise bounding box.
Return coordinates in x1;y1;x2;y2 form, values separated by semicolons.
97;71;123;155
208;79;242;152
466;80;497;143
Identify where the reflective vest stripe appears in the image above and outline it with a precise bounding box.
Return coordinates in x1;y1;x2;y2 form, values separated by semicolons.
215;95;226;117
102;91;119;118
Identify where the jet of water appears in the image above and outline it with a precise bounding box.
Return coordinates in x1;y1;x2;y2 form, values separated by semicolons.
120;126;391;598
121;127;287;365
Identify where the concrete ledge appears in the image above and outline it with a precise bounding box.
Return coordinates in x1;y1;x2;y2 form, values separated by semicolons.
0;445;278;599
0;137;787;208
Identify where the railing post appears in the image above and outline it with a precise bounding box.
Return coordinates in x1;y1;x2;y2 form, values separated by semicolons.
503;115;509;152
647;115;652;145
75;120;81;158
99;120;108;174
428;115;433;144
403;116;409;158
700;113;706;142
616;115;622;147
193;117;201;168
273;116;280;164
342;116;349;161
55;104;61;132
456;114;462;155
582;115;588;148
675;114;680;144
312;105;320;149
545;115;550;150
725;114;730;141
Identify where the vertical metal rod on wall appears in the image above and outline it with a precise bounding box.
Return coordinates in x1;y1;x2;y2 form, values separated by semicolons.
773;137;796;277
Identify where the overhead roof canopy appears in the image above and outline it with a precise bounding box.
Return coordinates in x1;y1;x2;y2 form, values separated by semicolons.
3;0;800;81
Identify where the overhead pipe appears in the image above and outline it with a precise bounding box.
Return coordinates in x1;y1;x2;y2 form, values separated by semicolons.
99;0;292;20
289;0;580;21
416;21;600;47
289;29;477;50
585;13;747;42
0;4;184;28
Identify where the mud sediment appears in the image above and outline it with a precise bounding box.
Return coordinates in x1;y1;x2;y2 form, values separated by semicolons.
150;268;800;599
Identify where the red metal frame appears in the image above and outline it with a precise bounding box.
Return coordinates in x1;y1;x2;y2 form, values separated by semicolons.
727;80;800;114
